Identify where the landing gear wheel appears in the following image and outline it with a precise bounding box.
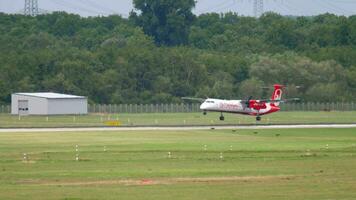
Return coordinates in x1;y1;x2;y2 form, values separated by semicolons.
219;113;225;121
256;116;261;121
203;111;207;115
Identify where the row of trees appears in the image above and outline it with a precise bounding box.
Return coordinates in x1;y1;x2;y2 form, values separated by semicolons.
189;12;356;68
0;2;355;104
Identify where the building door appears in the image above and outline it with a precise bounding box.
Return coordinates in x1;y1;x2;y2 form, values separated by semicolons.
18;100;29;115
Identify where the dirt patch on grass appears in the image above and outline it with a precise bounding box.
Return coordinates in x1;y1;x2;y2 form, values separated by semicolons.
173;175;294;183
19;175;295;186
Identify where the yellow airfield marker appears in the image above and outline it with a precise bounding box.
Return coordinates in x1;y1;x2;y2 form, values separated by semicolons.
104;120;121;126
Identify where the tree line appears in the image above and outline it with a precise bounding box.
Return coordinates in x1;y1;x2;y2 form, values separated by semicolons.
0;0;355;104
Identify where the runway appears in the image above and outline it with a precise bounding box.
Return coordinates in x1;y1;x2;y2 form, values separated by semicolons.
0;124;356;133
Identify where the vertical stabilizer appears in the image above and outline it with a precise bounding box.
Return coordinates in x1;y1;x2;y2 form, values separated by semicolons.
271;84;284;106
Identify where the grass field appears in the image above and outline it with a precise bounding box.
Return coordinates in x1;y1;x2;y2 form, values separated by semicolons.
0;111;356;128
0;128;356;199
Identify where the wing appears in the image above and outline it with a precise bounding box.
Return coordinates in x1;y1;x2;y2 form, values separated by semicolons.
181;97;206;102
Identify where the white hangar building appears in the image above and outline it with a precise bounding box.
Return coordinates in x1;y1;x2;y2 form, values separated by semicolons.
11;93;88;115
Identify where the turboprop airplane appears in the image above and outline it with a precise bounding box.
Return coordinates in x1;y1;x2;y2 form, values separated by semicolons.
183;84;298;121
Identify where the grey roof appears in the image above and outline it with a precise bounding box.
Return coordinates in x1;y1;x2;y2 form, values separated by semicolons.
14;92;86;99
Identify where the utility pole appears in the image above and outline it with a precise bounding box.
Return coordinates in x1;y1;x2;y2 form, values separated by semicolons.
24;0;39;16
253;0;264;17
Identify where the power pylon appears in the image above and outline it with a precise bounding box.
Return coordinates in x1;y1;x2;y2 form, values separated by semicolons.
253;0;264;17
24;0;39;16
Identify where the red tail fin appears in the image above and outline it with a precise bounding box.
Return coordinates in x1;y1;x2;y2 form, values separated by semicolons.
271;84;284;106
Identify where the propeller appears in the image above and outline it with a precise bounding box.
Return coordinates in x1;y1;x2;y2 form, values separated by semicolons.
242;96;253;108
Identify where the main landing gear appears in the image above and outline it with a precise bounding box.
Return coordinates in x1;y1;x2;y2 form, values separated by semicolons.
219;113;225;121
256;116;261;121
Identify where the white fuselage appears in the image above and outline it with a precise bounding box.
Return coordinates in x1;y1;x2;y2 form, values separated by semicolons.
200;98;277;116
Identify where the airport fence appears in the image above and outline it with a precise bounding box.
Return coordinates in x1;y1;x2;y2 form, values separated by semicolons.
1;102;355;114
88;102;356;113
0;105;10;113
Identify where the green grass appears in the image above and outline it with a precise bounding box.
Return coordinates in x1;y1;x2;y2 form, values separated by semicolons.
0;111;356;128
0;128;356;199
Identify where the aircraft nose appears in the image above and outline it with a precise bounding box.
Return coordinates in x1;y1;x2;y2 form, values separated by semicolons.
200;103;208;110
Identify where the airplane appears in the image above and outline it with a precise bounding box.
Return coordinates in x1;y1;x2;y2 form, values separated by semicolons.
183;84;298;121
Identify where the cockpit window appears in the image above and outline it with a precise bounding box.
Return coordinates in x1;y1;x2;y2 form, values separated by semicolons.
206;100;215;103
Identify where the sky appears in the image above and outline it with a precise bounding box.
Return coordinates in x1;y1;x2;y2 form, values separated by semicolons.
0;0;355;17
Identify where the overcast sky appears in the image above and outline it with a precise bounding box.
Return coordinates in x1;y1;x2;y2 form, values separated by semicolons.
0;0;355;17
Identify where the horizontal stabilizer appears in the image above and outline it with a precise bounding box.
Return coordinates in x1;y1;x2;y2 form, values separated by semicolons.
259;98;301;103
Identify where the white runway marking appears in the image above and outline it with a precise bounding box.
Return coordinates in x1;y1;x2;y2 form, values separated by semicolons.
0;124;356;133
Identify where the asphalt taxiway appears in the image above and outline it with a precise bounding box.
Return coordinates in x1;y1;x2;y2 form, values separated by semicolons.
0;124;355;133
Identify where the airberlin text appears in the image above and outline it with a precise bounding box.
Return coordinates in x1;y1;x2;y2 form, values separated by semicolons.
219;103;241;110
